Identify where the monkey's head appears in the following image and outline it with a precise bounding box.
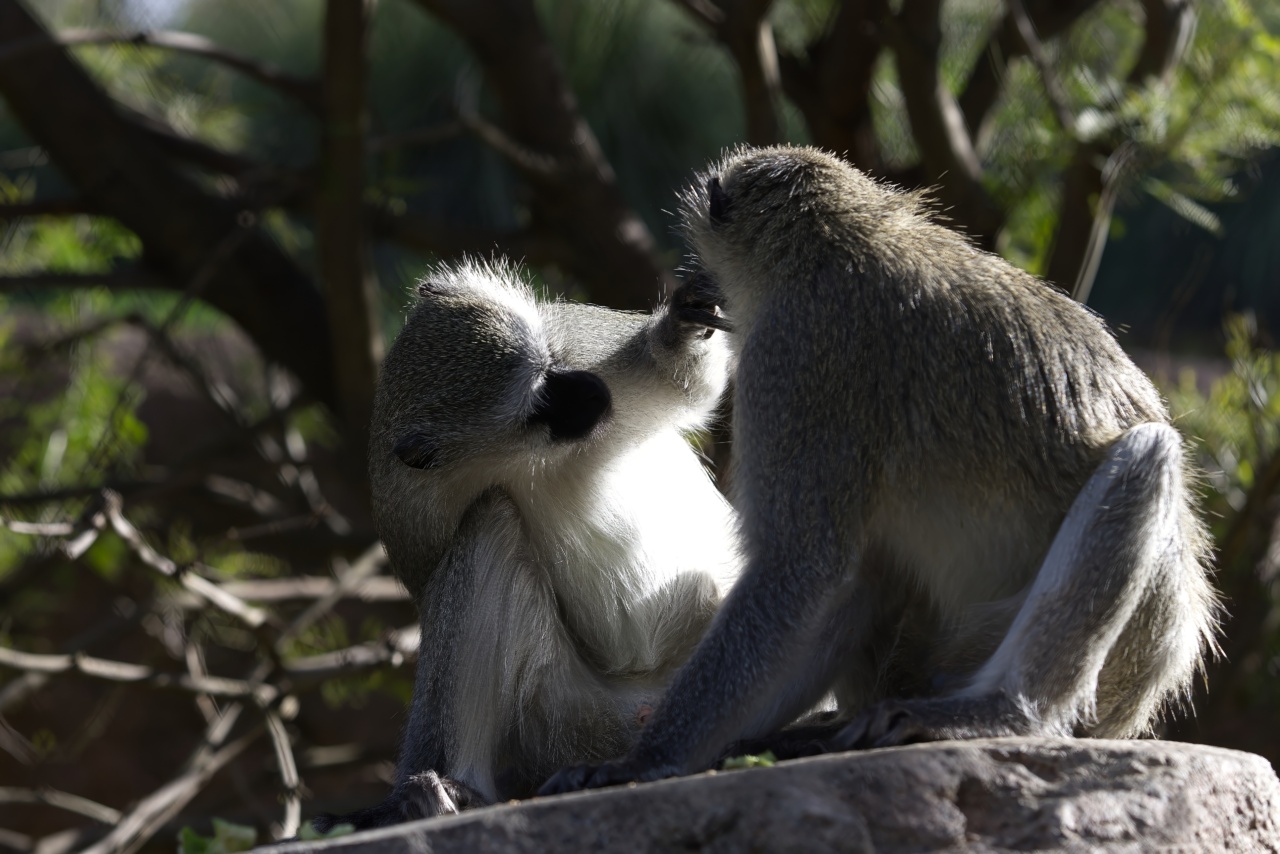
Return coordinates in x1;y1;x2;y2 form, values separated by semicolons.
680;146;921;322
369;258;730;580
370;259;619;492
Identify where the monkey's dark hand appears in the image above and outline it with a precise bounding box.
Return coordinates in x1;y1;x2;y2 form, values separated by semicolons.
826;694;1029;752
312;771;487;831
537;757;683;796
668;271;732;337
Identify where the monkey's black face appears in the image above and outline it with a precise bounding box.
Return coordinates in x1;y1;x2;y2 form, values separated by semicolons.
529;368;612;443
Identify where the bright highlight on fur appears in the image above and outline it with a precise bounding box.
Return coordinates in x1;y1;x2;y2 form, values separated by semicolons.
542;145;1219;796
313;259;742;830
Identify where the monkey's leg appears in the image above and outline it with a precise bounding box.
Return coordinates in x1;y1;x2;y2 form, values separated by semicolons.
831;422;1206;750
540;521;877;794
315;492;629;830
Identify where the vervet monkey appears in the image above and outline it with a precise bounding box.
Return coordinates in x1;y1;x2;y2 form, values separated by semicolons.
314;259;740;829
541;146;1219;794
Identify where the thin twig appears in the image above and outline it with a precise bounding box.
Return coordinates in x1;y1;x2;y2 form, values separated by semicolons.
0;787;122;825
0;29;321;111
1006;0;1078;137
285;626;419;684
1071;142;1138;304
673;0;725;28
0;268;168;294
101;492;270;629
0;714;37;765
0;198;98;218
264;711;301;838
0;646;279;705
454;71;563;178
80;724;264;854
216;575;406;604
274;541;387;651
0;518;73;536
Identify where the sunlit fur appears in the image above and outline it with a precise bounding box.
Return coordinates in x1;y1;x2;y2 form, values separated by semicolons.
539;146;1220;796
346;258;740;826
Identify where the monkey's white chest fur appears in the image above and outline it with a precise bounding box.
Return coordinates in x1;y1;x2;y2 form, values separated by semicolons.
516;430;742;676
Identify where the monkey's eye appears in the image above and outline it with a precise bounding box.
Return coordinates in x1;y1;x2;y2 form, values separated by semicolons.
529;369;611;442
393;432;440;470
707;176;731;226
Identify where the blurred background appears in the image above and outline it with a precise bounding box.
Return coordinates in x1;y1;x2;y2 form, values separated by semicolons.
0;0;1277;850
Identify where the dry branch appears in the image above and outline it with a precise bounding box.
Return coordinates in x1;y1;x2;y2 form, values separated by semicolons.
1006;0;1078;137
0;787;123;826
0;28;321;111
957;0;1101;142
891;0;1002;242
317;0;382;455
81;724;264;854
285;626;419;684
412;0;672;308
0;646;279;705
0;0;338;409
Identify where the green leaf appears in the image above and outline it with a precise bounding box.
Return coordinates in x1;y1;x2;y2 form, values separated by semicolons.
177;819;258;854
722;751;777;770
298;822;357;840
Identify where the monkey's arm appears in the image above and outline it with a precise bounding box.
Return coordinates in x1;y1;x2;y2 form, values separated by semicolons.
316;490;637;829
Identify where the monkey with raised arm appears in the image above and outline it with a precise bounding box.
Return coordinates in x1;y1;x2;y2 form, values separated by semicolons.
314;259;740;829
542;146;1219;793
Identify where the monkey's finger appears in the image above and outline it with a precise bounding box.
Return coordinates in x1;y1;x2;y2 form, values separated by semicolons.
676;306;734;333
538;764;598;796
825;715;872;753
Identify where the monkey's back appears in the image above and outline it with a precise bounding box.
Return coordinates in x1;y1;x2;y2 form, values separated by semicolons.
692;146;1168;504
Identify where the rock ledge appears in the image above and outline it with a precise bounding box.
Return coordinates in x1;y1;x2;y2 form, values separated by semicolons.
272;738;1280;852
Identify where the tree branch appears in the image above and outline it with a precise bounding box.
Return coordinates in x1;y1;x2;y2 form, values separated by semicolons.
367;200;570;266
0;646;279;705
0;198;98;218
890;0;1002;243
957;0;1102;144
713;0;784;145
0;787;121;826
81;720;264;854
284;626;419;684
673;0;724;29
1127;0;1195;85
0;0;338;410
0;28;321;111
411;0;672;308
317;0;382;457
1045;0;1190;299
0;267;168;293
1006;0;1077;137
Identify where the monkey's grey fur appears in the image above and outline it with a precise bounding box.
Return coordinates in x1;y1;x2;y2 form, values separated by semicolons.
542;146;1220;794
314;259;740;829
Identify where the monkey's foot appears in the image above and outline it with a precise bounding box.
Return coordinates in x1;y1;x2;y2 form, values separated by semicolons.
311;771;488;831
827;694;1034;752
538;758;683;796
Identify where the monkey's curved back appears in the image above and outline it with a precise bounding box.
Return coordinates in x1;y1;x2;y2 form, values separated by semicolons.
682;147;1167;497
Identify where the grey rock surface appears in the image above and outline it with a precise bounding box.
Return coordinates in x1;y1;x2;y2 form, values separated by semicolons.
273;738;1280;853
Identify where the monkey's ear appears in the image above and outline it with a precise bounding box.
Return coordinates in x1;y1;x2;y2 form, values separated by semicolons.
707;176;730;226
393;432;440;470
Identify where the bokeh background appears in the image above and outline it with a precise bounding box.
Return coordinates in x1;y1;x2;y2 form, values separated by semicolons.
0;0;1278;850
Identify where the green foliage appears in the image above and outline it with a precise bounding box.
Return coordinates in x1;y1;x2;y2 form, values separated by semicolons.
1165;314;1280;523
298;821;356;840
178;819;257;854
722;750;777;770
